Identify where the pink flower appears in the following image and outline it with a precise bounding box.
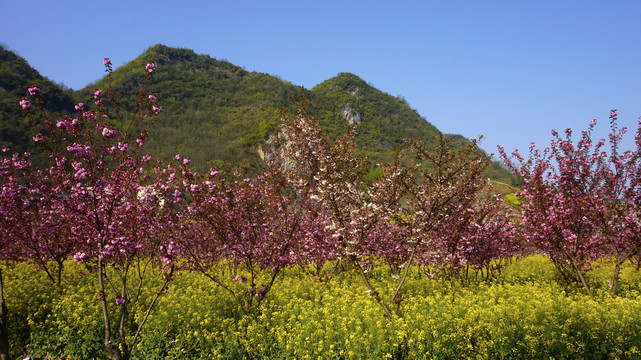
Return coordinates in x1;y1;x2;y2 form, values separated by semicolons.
83;111;97;121
102;128;116;137
183;158;190;165
590;119;597;126
257;286;267;300
56;121;68;129
118;142;128;152
32;133;44;142
94;89;102;99
103;58;111;66
73;252;90;262
610;109;619;118
115;298;125;306
148;94;157;102
146;62;156;73
67;143;88;155
19;99;31;109
136;138;144;147
75;103;84;111
152;104;162;115
28;87;40;96
75;168;88;179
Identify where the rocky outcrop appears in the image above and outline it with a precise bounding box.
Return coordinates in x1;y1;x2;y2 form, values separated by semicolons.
341;105;361;125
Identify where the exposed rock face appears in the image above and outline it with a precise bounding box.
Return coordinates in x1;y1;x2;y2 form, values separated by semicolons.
257;131;279;163
341;105;362;124
258;130;295;170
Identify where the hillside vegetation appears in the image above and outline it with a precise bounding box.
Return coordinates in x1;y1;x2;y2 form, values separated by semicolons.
0;46;75;164
0;44;517;183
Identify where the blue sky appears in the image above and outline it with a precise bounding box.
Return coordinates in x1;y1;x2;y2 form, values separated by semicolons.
2;0;640;158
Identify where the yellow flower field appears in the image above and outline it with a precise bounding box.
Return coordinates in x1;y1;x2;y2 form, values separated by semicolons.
5;255;641;359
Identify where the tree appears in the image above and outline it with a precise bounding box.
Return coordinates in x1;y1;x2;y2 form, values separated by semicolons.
425;192;520;282
498;110;641;294
594;111;641;293
182;166;320;313
398;135;490;292
12;59;184;360
280;103;491;316
280;103;410;317
0;124;79;360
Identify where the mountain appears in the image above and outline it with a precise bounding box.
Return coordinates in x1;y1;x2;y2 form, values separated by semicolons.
0;45;75;159
0;44;517;184
80;45;303;175
310;72;514;183
310;72;441;164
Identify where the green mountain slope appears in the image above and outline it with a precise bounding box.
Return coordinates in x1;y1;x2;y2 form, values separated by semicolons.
0;45;75;158
80;45;303;175
309;72;516;184
0;44;516;183
310;72;441;163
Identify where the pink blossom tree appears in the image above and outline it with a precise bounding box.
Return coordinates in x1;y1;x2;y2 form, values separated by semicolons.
279;104;494;316
182;166;321;313
424;191;521;282
593;111;641;293
280;105;411;317
12;59;185;360
394;135;491;300
499;110;641;295
0;126;80;360
0;151;78;285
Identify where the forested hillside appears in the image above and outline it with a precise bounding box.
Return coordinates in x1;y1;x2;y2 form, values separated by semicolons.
0;44;516;183
0;46;75;163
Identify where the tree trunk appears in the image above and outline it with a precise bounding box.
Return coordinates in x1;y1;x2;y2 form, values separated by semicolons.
105;341;123;360
0;268;11;360
611;259;623;296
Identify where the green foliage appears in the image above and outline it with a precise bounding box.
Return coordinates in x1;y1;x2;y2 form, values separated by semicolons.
6;257;641;359
0;45;75;165
504;193;522;207
0;44;517;182
489;180;523;208
310;73;517;183
310;73;441;165
486;161;522;186
78;44;303;176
